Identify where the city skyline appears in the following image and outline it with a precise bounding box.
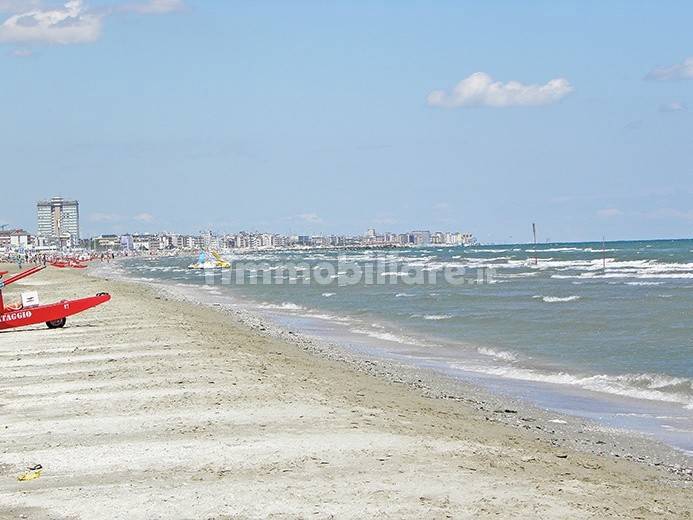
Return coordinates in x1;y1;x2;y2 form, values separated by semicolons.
4;195;478;247
2;2;693;243
1;193;478;250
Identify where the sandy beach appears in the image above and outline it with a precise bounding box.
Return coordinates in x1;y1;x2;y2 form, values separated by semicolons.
0;264;691;519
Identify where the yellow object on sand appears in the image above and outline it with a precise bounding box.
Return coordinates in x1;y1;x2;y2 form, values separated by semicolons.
17;470;42;482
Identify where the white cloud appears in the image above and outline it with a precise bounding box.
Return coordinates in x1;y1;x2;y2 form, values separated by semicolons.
646;57;693;81
427;72;573;109
659;101;687;113
121;0;185;14
0;0;185;46
0;1;41;13
0;0;102;45
596;208;623;218
133;212;154;222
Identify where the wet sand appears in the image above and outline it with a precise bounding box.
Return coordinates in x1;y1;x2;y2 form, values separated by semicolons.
0;265;691;519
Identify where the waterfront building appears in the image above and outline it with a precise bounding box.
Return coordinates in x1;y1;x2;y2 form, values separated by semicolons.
120;235;134;250
80;228;475;252
132;233;160;252
0;229;31;250
92;234;120;250
410;230;431;246
37;197;80;247
291;235;311;246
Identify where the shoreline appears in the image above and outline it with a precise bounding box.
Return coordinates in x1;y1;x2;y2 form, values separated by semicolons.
116;250;693;453
1;264;691;518
94;261;693;476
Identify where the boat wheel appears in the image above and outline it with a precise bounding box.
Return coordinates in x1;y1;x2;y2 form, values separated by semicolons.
46;318;67;329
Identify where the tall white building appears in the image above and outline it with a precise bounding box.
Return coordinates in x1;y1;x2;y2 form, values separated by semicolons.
37;197;80;247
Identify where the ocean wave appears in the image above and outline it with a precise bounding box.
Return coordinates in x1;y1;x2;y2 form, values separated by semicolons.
497;272;539;278
257;302;305;311
395;293;414;298
477;347;517;362
533;295;581;303
411;314;453;321
660;425;693;433
350;328;427;346
450;364;693;408
523;247;617;253
302;312;352;323
525;247;583;253
583;247;618;253
322;292;336;297
559;272;693;280
542;258;693;280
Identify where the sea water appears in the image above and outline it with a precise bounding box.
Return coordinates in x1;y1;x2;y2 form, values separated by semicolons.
121;239;693;454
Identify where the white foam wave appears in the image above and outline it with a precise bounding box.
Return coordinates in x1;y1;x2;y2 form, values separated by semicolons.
450;364;693;409
350;328;426;346
533;295;581;303
526;247;582;253
412;314;453;321
303;312;352;323
257;302;305;311
477;347;517;362
544;258;693;280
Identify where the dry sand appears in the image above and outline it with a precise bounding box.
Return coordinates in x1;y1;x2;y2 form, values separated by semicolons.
0;265;691;519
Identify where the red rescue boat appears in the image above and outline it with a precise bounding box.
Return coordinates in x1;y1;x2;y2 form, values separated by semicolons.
0;266;110;331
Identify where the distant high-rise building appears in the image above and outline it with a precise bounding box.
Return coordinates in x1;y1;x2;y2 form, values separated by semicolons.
37;197;80;247
410;230;431;246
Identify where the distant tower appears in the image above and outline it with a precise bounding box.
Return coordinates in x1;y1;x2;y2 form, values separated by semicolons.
37;197;80;247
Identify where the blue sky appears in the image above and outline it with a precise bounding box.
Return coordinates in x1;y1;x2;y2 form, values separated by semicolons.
1;0;693;242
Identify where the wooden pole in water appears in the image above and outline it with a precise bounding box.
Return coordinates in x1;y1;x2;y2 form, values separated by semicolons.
602;236;606;269
532;223;538;265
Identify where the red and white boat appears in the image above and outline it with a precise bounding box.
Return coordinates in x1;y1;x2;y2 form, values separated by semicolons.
0;266;110;330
